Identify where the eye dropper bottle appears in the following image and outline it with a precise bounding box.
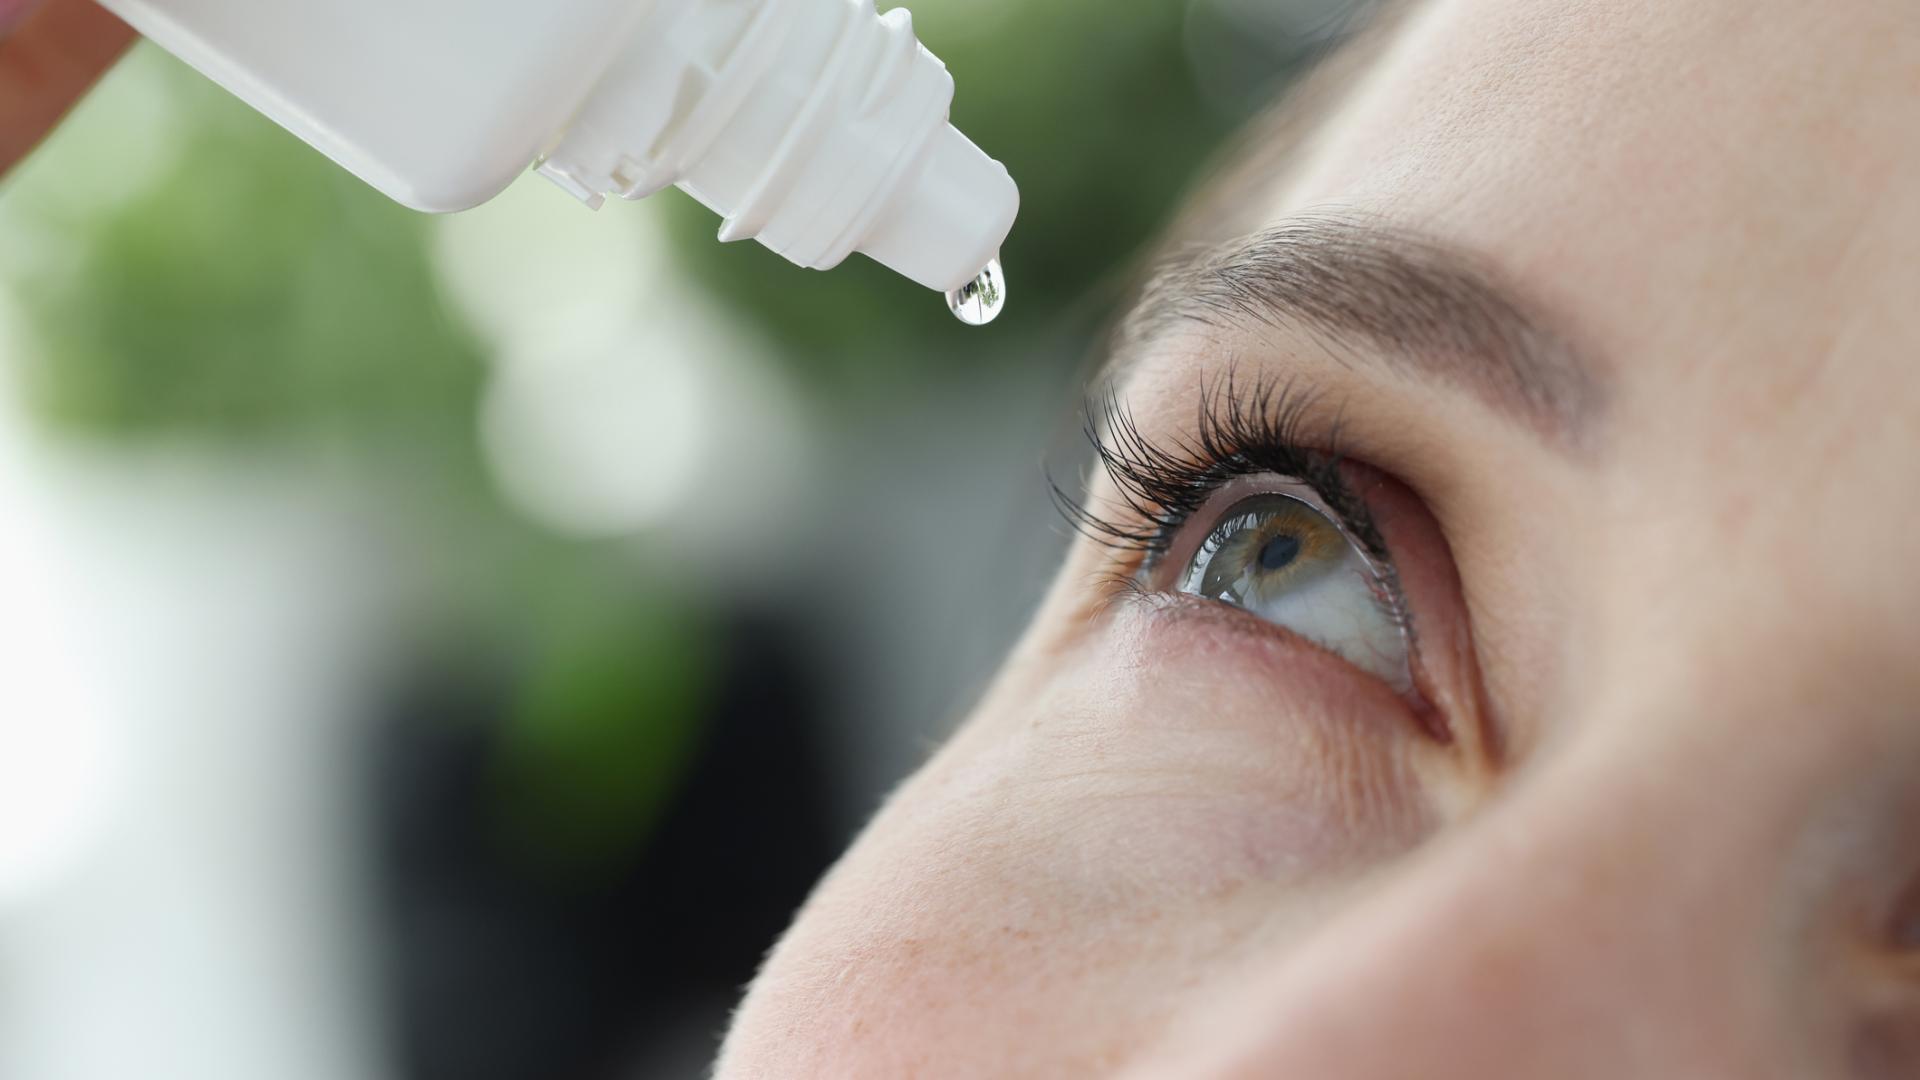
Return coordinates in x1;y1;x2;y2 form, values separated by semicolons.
91;0;1018;322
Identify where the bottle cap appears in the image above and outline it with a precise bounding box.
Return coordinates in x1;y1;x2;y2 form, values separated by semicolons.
538;0;1018;293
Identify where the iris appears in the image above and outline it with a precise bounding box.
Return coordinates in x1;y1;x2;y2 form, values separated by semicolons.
1176;492;1410;691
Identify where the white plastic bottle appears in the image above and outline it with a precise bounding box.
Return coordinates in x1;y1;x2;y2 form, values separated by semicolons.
92;0;1019;298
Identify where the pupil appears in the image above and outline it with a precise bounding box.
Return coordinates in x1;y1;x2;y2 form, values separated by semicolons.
1258;533;1301;571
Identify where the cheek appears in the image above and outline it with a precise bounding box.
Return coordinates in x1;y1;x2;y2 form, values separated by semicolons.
719;603;1436;1076
953;601;1436;896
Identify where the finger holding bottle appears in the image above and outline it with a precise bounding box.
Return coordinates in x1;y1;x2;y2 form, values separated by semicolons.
1;0;136;177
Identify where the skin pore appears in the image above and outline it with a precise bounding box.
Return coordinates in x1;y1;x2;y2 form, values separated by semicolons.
718;0;1920;1077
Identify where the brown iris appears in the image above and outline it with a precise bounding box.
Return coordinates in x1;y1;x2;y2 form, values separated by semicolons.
1191;494;1348;606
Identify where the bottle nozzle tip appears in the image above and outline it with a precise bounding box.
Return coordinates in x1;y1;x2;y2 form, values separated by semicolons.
861;123;1019;294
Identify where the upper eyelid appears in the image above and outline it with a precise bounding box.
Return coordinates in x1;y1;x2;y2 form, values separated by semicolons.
1053;374;1365;559
1142;474;1384;589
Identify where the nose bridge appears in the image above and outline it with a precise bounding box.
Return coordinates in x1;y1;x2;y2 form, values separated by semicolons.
1146;726;1796;1080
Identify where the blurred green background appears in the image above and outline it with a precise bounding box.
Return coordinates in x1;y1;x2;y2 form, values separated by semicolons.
0;2;1358;1077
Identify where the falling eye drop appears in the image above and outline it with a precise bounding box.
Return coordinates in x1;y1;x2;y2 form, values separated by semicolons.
94;0;1019;309
945;256;1005;326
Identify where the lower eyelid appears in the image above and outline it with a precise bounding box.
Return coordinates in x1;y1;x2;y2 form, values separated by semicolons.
1153;579;1441;730
1116;589;1439;756
1132;589;1390;693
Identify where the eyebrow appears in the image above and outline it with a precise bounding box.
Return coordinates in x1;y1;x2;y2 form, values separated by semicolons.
1111;213;1603;451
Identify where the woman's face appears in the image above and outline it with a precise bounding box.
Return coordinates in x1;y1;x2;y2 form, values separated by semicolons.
719;0;1920;1075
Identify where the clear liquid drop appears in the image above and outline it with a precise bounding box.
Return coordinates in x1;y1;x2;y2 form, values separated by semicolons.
945;256;1006;326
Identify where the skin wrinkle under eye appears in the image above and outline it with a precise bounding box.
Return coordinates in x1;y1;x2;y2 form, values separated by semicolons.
1110;211;1607;454
1097;591;1437;861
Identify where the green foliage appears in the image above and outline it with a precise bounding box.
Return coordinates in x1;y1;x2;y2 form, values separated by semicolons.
5;5;1253;416
0;53;716;867
489;569;713;877
656;0;1239;369
7;59;483;444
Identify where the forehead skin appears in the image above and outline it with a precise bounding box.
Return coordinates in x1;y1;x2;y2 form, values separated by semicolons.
1281;0;1920;468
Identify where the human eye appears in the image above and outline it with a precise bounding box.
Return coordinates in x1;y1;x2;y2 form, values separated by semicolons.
1161;482;1409;692
1058;374;1438;720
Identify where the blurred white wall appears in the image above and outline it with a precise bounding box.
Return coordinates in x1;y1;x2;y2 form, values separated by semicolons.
0;315;394;1080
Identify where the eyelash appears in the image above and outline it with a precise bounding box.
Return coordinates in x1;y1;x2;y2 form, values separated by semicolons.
1052;373;1410;629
